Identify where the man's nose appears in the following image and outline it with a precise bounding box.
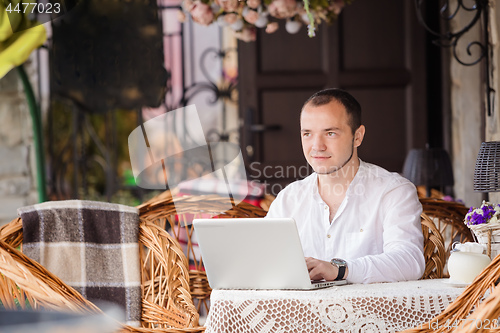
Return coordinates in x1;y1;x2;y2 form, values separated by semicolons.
312;136;326;151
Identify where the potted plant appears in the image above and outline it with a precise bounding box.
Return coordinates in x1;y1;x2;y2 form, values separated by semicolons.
464;201;500;258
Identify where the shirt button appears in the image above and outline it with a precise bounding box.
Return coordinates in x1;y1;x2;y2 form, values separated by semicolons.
327;234;331;238
360;229;363;232
324;206;328;210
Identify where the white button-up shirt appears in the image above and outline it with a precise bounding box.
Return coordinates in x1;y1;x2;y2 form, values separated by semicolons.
266;160;425;284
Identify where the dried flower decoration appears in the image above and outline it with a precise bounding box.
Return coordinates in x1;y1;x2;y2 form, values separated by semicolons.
182;0;352;41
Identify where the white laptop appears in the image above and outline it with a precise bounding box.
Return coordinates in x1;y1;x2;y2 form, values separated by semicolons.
192;217;347;290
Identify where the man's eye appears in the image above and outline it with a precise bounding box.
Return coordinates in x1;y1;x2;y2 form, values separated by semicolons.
327;132;336;136
303;133;310;137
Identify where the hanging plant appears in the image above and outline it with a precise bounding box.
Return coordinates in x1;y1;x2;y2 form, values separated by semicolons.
179;0;351;41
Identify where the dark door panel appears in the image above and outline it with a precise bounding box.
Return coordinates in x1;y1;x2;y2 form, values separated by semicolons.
239;0;428;195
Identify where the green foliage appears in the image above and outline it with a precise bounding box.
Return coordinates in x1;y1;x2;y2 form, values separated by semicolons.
48;100;149;206
0;285;33;310
308;0;330;10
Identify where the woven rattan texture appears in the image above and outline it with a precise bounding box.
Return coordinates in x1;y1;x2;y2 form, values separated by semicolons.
421;212;446;279
259;194;276;212
138;193;267;314
400;253;500;333
416;186;447;199
0;217;205;333
420;198;473;271
138;193;268;221
453;282;500;333
468;224;500;258
474;141;500;192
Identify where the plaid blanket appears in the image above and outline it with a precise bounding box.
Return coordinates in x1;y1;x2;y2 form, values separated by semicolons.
18;200;141;327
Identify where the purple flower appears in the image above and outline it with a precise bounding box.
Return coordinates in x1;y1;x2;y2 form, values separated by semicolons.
464;201;500;226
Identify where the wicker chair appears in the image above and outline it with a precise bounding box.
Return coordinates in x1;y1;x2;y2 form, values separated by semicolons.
420;198;473;275
0;217;205;333
259;193;276;212
138;192;267;315
453;278;500;333
400;253;500;333
416;186;447;199
421;212;446;279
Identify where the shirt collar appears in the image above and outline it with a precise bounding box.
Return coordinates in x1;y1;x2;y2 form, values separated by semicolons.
310;158;365;200
310;173;323;204
346;159;364;197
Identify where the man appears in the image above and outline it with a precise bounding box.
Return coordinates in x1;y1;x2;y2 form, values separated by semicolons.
266;88;425;284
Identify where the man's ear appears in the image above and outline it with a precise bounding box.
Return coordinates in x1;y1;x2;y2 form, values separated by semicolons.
354;125;365;148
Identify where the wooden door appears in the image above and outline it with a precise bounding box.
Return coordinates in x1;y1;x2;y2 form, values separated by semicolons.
238;0;428;194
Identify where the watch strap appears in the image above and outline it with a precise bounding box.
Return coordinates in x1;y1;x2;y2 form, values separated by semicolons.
331;258;347;280
335;265;346;281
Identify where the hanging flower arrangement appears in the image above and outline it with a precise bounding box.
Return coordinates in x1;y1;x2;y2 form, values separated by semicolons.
180;0;351;42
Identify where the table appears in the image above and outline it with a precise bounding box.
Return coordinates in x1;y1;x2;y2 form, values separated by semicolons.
204;279;465;333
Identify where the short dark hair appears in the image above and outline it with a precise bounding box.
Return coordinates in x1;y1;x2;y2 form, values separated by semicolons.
301;88;362;134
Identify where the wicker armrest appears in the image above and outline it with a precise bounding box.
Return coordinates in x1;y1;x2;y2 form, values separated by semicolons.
139;193;267;315
0;238;100;313
0;218;204;333
421;213;446;279
400;254;500;333
139;220;201;330
0;217;23;248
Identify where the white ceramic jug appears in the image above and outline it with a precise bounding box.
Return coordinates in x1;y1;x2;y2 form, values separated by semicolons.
448;242;491;284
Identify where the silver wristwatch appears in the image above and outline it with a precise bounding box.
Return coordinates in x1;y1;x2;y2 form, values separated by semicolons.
330;258;347;280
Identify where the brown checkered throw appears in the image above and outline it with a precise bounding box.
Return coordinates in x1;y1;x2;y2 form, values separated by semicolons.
18;200;141;327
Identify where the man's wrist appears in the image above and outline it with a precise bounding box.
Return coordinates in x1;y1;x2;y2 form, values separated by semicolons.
330;258;348;280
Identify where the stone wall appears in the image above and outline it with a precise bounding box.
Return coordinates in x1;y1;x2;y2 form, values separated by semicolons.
0;65;38;225
450;1;486;207
450;2;500;207
486;4;500;205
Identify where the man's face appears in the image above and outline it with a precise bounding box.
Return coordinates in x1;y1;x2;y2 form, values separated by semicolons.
300;100;364;175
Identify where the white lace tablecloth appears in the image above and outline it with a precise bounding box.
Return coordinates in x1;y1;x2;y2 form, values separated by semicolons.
204;279;465;333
